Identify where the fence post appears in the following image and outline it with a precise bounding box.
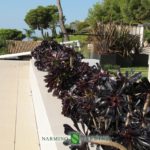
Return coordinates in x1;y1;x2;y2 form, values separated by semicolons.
138;24;144;47
87;44;94;59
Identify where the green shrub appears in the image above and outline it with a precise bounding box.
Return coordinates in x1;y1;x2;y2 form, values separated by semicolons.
144;30;150;43
0;39;8;55
0;29;25;40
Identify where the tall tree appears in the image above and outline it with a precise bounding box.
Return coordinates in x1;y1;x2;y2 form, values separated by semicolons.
56;0;69;41
88;1;122;26
87;0;150;26
25;6;51;37
24;5;59;37
121;0;150;23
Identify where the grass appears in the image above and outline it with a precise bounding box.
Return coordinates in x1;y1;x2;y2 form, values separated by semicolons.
56;35;88;43
144;29;150;43
109;67;148;78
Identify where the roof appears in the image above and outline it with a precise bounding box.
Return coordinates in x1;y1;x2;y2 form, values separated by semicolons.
7;40;41;54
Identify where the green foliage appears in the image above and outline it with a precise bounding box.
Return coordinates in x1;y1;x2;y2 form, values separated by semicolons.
69;35;88;42
88;3;104;26
103;0;122;22
0;29;25;40
32;36;43;41
67;20;90;34
24;29;35;40
24;5;59;37
144;29;150;43
0;39;6;48
88;0;150;26
69;20;80;31
111;67;148;77
121;0;150;23
0;47;8;55
88;1;122;26
0;39;8;55
76;21;90;33
56;35;88;43
102;64;120;70
25;6;51;30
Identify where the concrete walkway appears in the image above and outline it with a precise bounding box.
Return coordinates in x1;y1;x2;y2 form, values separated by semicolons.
0;60;40;150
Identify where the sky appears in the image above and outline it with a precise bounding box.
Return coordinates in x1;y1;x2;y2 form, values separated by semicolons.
0;0;100;33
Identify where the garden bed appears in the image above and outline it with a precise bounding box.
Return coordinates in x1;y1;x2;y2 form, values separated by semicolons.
30;59;73;150
30;40;150;150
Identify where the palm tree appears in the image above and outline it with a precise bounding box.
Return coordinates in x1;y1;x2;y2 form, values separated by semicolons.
56;0;69;41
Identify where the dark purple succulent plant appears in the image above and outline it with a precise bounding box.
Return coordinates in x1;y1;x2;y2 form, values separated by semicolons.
32;40;150;150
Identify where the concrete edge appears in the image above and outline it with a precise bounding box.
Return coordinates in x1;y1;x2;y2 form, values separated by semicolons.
0;51;31;59
29;60;57;150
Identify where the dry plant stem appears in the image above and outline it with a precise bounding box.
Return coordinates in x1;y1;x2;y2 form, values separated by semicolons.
90;112;97;129
90;22;140;57
142;93;150;127
143;93;150;116
70;56;73;68
125;96;132;127
125;113;132;127
128;142;132;150
126;96;132;150
91;140;127;150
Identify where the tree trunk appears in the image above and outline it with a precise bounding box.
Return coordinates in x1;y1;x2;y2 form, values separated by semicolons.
56;0;69;41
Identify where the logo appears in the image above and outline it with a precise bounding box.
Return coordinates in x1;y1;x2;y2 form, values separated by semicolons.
70;133;80;145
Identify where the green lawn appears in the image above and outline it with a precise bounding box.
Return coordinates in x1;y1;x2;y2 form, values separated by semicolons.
109;67;148;78
56;35;88;43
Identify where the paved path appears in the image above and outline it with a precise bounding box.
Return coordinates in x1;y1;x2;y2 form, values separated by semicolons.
0;60;40;150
